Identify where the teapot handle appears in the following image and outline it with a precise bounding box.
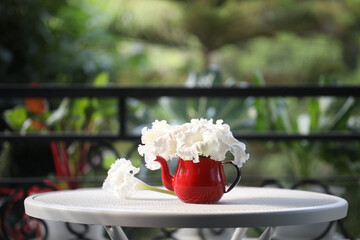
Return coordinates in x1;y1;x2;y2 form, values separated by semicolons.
223;162;241;193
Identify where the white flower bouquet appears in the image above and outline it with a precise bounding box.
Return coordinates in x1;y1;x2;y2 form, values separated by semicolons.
138;118;249;170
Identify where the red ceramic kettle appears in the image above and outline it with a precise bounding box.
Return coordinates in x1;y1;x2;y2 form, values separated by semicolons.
155;156;241;204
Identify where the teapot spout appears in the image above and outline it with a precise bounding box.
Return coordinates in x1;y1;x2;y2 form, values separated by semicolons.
155;156;174;191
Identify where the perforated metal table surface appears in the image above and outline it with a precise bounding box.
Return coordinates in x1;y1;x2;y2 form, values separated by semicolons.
24;187;348;240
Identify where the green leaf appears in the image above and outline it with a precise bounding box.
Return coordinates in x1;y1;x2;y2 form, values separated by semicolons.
72;98;90;116
278;110;293;132
330;97;356;130
308;99;320;131
71;98;90;131
254;98;268;131
94;72;109;87
253;69;265;86
4;106;27;131
96;99;117;116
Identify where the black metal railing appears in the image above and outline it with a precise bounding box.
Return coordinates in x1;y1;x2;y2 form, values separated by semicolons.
1;84;360;142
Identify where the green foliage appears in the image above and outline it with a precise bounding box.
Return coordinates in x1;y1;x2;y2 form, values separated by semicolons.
0;0;120;83
2;74;117;134
107;0;360;84
94;72;109;87
4;106;27;131
218;33;345;84
2;0;360;85
132;67;254;133
251;83;359;177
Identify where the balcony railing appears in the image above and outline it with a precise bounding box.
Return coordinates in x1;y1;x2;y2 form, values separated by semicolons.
1;84;360;142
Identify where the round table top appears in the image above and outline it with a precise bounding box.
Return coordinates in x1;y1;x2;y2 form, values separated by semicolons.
24;187;348;228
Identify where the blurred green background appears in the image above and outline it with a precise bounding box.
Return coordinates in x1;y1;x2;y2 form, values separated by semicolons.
1;0;360;238
2;0;360;85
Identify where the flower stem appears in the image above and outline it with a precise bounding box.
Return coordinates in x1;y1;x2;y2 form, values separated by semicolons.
137;181;176;196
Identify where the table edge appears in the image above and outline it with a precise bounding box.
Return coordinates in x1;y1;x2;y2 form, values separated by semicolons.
24;187;349;228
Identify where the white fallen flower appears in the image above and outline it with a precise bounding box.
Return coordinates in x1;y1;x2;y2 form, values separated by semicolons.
102;158;175;199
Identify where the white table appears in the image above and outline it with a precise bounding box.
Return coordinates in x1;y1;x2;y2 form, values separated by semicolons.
24;187;348;240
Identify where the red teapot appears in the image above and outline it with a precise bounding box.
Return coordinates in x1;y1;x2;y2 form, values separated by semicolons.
155;156;241;204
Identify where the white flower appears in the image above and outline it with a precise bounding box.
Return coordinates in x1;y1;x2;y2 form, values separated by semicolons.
174;119;219;163
102;158;141;199
213;119;249;168
103;158;176;198
138;118;250;168
138;120;176;170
